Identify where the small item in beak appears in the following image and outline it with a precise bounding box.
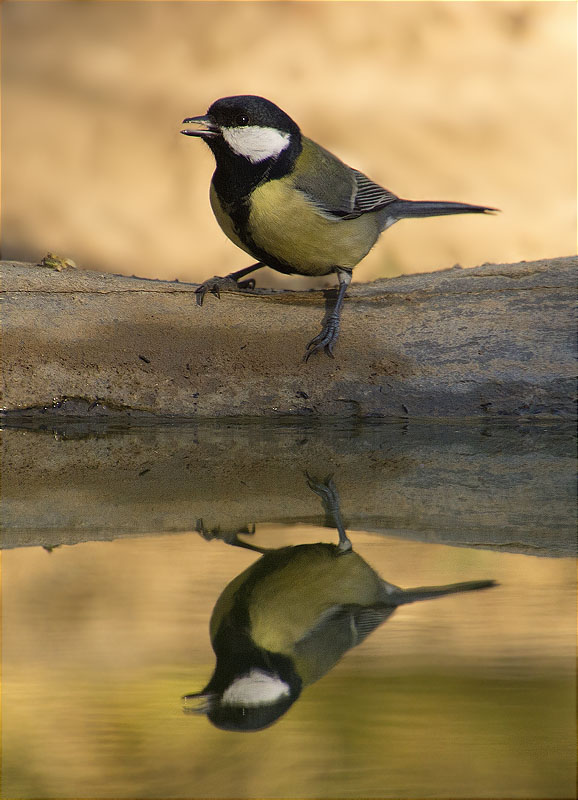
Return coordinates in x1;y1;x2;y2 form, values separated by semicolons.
181;115;220;138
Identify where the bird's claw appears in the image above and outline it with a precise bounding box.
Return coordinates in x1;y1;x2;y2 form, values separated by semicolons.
195;519;256;545
304;317;340;361
194;275;256;307
305;472;337;498
194;275;233;306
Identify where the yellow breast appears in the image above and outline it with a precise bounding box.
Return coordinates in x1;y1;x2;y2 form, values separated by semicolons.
248;546;384;657
249;179;380;275
210;179;381;277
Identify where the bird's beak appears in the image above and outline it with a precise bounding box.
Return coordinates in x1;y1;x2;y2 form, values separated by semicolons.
181;114;221;138
182;691;214;713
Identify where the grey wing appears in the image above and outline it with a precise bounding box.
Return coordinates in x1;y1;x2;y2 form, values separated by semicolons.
343;170;399;219
297;170;398;221
350;605;398;644
294;141;398;220
293;604;397;684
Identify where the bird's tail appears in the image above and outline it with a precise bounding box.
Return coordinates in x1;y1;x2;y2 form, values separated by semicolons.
389;199;498;219
391;579;497;605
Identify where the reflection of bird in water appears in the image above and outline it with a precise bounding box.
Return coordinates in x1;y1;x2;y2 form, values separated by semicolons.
185;476;496;732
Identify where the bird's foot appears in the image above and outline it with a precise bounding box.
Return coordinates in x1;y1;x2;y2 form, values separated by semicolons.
305;472;336;500
304;314;340;361
306;473;342;519
195;519;259;546
305;472;352;553
195;274;256;307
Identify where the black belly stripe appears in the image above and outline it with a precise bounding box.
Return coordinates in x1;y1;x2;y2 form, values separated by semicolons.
209;136;303;275
214;185;299;275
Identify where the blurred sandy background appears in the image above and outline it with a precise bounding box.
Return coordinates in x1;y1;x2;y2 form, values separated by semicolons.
2;0;576;288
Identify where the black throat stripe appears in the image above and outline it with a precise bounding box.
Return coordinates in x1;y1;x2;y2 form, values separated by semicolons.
208;135;303;274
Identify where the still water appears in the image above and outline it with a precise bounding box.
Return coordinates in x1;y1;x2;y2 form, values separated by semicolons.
1;420;576;799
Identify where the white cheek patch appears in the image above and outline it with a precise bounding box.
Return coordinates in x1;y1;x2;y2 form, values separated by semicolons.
222;126;291;163
221;670;290;707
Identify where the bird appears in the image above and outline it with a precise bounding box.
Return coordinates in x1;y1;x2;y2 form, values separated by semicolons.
181;95;496;360
182;476;496;732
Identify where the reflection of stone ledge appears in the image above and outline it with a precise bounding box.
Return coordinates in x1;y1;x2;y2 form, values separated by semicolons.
1;256;576;418
1;421;576;557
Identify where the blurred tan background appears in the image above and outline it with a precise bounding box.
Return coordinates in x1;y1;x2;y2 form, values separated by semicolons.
2;0;576;288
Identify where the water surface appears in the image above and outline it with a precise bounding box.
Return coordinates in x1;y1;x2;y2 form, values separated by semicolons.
2;421;576;799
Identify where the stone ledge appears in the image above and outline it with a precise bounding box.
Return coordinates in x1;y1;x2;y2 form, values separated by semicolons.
1;256;576;418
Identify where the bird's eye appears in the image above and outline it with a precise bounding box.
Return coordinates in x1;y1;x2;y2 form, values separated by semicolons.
236;114;250;126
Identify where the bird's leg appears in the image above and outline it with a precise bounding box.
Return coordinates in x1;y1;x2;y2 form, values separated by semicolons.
306;473;353;553
195;262;264;307
226;536;271;554
305;268;352;360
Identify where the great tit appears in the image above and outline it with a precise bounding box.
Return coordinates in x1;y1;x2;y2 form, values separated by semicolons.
183;477;496;732
181;95;496;360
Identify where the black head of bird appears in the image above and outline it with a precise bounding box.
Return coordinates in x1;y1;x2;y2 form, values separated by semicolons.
181;95;497;360
183;622;301;732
